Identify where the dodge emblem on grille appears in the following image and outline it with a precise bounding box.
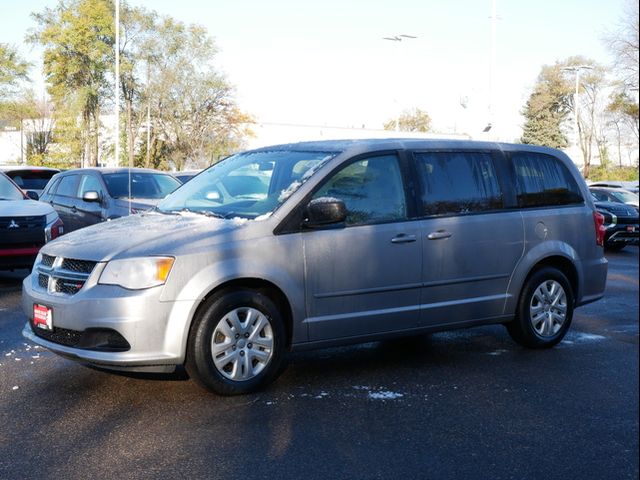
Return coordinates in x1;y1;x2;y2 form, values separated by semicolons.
8;220;19;229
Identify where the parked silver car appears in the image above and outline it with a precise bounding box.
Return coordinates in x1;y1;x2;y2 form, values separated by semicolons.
22;139;608;395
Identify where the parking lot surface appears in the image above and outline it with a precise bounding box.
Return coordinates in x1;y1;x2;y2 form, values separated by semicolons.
1;248;638;479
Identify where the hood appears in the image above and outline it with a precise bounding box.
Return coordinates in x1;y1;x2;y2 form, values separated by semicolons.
0;199;55;217
41;211;254;262
594;201;639;217
112;198;161;211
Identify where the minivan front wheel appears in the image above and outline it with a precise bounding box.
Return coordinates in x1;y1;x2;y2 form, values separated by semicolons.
187;290;286;395
507;267;574;348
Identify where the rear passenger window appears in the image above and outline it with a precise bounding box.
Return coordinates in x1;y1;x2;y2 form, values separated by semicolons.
56;175;80;197
511;152;583;207
413;151;502;216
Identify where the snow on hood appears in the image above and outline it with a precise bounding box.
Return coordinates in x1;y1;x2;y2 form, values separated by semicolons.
41;211;251;262
0;199;55;217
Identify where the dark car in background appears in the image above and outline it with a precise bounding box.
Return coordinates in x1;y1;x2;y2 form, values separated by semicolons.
592;194;639;251
40;167;181;232
0;166;60;197
0;172;64;270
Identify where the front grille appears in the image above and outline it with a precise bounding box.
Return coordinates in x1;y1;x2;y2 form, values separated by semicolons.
0;215;46;229
61;258;96;274
32;325;82;347
41;254;55;267
35;255;98;296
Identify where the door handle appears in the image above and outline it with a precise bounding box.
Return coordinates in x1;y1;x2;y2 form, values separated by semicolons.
427;230;452;240
391;234;417;244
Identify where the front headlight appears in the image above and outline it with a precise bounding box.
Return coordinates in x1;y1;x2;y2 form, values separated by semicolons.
99;256;175;290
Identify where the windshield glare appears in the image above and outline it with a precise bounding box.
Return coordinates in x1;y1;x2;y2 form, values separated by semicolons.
158;150;336;219
0;175;25;201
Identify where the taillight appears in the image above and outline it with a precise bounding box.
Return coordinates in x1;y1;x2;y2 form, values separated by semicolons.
45;217;64;242
593;211;605;246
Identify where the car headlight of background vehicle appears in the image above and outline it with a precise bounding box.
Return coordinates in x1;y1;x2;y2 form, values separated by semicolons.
99;257;175;290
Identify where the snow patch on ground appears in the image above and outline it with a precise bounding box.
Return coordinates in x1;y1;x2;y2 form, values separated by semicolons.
562;332;606;345
486;349;508;356
368;391;404;400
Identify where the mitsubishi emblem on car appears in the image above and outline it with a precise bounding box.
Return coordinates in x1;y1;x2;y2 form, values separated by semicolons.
8;220;19;229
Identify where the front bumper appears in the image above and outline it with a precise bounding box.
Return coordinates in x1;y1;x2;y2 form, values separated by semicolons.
22;271;193;372
605;223;639;246
0;246;41;270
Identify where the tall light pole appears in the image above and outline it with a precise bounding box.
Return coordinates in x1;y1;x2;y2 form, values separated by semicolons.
561;65;593;147
114;0;120;169
382;34;417;131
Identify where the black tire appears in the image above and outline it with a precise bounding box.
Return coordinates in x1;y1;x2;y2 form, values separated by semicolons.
506;267;574;349
605;243;626;252
186;289;287;395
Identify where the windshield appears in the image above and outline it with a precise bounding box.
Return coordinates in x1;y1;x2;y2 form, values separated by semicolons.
103;172;181;199
0;174;25;201
157;150;337;219
610;190;639;203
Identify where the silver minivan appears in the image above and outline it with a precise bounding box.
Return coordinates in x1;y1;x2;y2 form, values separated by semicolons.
22;139;608;395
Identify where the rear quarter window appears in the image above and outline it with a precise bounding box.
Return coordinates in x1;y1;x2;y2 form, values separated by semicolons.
511;152;583;208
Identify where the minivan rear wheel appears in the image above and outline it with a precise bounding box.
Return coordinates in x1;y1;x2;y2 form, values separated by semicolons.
507;267;574;348
186;289;286;395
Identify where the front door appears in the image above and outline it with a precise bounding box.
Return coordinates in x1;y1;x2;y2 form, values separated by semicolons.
302;154;422;341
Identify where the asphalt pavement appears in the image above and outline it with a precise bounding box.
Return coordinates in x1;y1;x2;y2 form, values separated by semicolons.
1;248;638;480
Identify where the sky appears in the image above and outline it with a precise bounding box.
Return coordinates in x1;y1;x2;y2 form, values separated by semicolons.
0;0;628;141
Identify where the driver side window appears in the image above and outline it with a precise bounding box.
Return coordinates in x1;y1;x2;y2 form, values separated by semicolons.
313;154;407;226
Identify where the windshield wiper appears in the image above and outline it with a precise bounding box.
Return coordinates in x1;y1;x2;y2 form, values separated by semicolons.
178;208;225;219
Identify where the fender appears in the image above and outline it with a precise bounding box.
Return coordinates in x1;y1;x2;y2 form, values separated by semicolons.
161;234;306;361
503;240;581;315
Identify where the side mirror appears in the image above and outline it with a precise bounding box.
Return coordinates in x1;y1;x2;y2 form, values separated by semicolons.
304;197;346;228
25;190;39;201
83;190;101;203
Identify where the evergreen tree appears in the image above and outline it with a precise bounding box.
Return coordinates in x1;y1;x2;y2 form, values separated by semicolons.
520;64;572;148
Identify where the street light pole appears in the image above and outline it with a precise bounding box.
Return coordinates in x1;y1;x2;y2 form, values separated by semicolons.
561;65;593;147
382;34;417;132
115;0;120;169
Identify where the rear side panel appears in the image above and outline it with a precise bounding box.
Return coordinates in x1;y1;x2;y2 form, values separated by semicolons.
500;146;607;314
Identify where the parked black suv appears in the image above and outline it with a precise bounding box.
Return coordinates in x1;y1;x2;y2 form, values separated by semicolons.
40;167;181;232
0;172;64;269
592;195;639;251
